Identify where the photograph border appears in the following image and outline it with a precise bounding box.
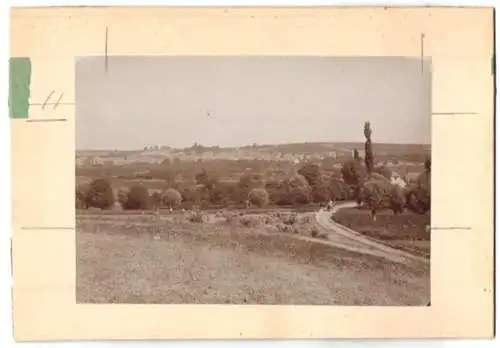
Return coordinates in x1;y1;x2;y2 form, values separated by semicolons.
10;6;494;340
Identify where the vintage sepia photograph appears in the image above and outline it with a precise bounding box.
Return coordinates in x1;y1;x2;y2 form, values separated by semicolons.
75;56;431;306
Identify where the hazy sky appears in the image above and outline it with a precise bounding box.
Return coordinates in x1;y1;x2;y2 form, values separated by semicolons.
76;56;431;150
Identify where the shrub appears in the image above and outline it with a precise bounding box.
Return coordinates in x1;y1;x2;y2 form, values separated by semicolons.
85;178;115;209
310;227;319;237
276;223;292;233
302;216;312;224
125;185;151;210
187;210;204;223
239;216;259;227
117;188;129;208
238;173;264;203
282;213;298;225
162;188;182;209
248;188;269;207
223;211;237;223
76;184;89;209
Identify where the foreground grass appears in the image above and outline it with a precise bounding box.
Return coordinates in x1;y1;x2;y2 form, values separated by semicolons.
76;216;430;305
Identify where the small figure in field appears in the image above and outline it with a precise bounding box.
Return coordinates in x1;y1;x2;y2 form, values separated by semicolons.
169;207;173;214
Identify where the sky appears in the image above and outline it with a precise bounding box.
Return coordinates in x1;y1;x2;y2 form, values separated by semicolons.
76;56;431;150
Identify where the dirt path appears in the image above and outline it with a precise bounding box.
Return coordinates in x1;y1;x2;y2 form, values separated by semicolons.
314;203;429;267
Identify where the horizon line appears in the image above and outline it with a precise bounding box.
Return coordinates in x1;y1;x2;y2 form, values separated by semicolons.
76;140;431;152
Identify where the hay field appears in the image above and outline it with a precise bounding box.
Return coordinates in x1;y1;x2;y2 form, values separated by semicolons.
76;211;430;305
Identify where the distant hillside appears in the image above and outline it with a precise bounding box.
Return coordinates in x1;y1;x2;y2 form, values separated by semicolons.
78;142;430;157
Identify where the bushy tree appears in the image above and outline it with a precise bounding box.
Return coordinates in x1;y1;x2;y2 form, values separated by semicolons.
361;180;387;219
85;178;115;209
237;173;263;203
310;174;331;203
341;159;365;186
406;170;431;214
329;176;351;201
181;186;198;207
117;188;129;208
163;170;177;187
298;164;329;203
195;168;209;186
162;188;182;209
125;185;150;210
265;179;281;204
405;154;431;214
374;165;392;180
341;159;365;205
248;188;270;207
285;174;311;205
298;164;321;187
361;180;405;219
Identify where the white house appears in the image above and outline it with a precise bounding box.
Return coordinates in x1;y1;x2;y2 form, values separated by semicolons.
390;172;407;188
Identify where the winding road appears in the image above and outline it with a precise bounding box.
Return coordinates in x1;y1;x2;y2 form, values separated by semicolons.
313;202;429;267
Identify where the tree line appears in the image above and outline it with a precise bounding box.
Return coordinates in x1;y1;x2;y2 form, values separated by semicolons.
77;122;430;218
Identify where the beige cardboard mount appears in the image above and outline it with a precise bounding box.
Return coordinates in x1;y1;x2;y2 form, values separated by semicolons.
10;6;494;341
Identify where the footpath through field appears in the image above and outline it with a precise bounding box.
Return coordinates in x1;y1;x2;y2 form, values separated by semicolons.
314;202;429;267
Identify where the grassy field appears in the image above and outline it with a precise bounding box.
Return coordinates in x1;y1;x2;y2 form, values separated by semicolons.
76;212;430;305
332;208;430;257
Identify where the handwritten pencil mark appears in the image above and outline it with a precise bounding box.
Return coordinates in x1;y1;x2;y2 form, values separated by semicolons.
21;226;73;230
420;33;425;75
30;102;75;107
432;112;479;115
41;90;55;109
53;92;64;109
105;26;109;72
430;226;472;231
26;118;67;123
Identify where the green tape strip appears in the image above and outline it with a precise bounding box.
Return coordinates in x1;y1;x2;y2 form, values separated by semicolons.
9;57;31;119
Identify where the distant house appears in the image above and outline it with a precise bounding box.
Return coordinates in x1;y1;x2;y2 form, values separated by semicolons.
328;151;337;159
390;173;407;188
76;157;85;167
88;156;104;165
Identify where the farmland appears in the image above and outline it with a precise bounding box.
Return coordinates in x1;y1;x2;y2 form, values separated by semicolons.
332;208;430;257
76;140;431;305
76;210;430;305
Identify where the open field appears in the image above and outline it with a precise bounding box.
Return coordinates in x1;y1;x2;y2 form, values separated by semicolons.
76;211;430;305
